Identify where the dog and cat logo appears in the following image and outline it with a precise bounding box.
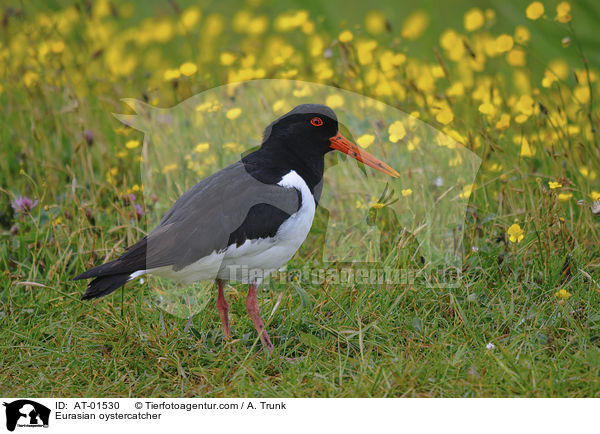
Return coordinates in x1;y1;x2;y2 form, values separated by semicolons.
3;400;50;431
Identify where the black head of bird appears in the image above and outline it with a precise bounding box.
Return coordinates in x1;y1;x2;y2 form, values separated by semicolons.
260;103;399;178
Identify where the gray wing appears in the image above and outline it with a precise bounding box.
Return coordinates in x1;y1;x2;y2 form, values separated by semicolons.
146;161;300;271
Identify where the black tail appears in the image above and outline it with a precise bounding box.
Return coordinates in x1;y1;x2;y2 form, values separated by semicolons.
73;258;123;281
75;237;148;300
81;273;131;300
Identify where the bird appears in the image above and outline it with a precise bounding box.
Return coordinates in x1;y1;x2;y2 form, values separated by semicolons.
74;104;399;352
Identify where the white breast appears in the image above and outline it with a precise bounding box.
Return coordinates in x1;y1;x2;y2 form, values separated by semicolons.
218;170;316;283
273;170;316;247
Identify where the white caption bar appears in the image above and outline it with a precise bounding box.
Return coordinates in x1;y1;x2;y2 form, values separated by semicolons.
0;398;597;433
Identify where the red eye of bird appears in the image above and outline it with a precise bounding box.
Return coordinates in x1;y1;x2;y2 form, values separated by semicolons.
310;117;323;127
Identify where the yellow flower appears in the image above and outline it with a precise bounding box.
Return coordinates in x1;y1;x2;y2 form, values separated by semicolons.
380;51;406;71
464;8;485;32
558;193;573;201
163;68;181;81
274;10;308;31
180;62;197;76
574;86;590;104
506;49;526;67
548;181;562;189
495;113;511;129
23;71;39;87
590;191;600;201
162;163;178;174
478;102;496;116
556;2;571;23
302;20;315;34
125;140;140;149
520;138;535;157
51;40;65;53
495;34;514;53
436;107;454;125
459;184;474;199
325;94;344;109
153;20;173;42
365;11;387;35
541;70;558;88
220;52;236;66
338;30;353;43
579;167;597;180
440;29;465;61
272;99;288;113
515;94;535;115
116;127;131;136
548;59;570;79
223;142;240;151
555;289;571;300
515;114;529;124
226;107;242;120
357;134;375;148
247;16;268;35
280;69;298;79
401;189;413;197
181;7;201;29
526;2;544;20
514;25;530;44
388;121;406;143
507;223;524;243
401;10;428;40
194;143;210;153
356;40;378;65
447;82;465;96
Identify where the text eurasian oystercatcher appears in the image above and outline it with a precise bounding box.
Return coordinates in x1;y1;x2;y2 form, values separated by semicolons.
75;104;399;352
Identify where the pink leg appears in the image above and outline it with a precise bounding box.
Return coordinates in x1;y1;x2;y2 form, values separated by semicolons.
245;284;273;352
216;279;231;340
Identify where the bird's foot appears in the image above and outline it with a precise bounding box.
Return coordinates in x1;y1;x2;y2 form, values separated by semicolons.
258;329;273;354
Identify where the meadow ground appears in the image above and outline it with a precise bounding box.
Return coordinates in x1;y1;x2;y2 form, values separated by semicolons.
1;0;600;397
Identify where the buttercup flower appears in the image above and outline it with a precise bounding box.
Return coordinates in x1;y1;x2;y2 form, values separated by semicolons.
464;8;485;32
356;134;375;148
507;223;524;243
388;121;406;143
338;30;353;43
556;2;571;23
526;2;544;20
555;289;571;300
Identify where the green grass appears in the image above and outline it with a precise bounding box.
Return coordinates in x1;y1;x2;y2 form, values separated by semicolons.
2;0;600;397
2;252;600;397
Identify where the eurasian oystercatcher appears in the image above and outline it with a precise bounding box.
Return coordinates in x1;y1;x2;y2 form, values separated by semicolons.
75;104;399;352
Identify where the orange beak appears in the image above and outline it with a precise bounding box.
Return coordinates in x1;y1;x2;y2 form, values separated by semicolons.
329;132;399;178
